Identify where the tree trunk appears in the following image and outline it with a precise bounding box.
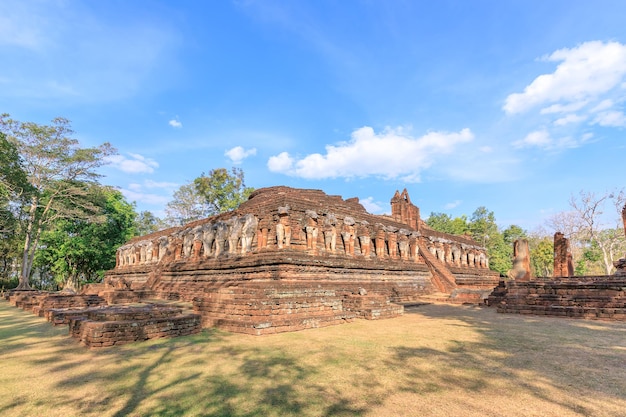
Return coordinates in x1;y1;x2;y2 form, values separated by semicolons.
597;239;615;275
17;198;38;290
62;273;79;293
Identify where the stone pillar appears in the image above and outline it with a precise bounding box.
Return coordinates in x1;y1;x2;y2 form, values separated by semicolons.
193;240;203;259
275;206;291;249
398;229;410;260
240;214;258;255
341;216;356;256
553;232;570;278
257;217;271;250
357;221;372;258
614;205;626;275
304;210;319;253
323;213;337;253
374;224;386;259
151;240;159;261
409;232;420;262
508;239;531;281
386;227;398;259
192;226;203;259
460;245;468;267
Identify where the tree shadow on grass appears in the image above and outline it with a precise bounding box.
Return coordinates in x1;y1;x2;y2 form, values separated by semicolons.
0;300;71;355
4;299;626;416
21;330;365;416
1;300;366;416
397;303;626;415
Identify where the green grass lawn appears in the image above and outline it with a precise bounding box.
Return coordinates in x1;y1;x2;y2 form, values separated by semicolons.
1;300;625;417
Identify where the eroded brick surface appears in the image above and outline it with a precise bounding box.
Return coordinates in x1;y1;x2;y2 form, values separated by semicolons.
6;187;502;345
486;278;626;321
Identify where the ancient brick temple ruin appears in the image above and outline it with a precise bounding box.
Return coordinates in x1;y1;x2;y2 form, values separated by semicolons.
486;205;626;321
106;187;499;330
6;186;499;346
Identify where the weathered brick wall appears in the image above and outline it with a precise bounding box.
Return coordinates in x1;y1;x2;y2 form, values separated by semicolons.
7;291;107;316
68;304;201;348
193;284;356;335
98;186;500;336
485;279;626;320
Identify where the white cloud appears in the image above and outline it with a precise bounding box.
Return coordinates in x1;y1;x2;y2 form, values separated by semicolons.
169;119;182;128
144;179;179;189
105;153;159;174
121;188;170;206
512;130;593;150
504;41;626;115
540;101;588;114
512;130;553;149
554;114;587;126
267;152;295;172
267;126;474;180
127;183;143;192
225;146;257;164
505;41;626;154
444;200;462;210
592;110;626;127
590;99;614;113
120;179;179;208
359;196;385;214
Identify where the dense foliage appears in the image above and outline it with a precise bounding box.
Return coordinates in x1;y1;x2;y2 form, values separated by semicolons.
166;167;254;226
426;207;529;277
0;114;116;289
34;187;136;290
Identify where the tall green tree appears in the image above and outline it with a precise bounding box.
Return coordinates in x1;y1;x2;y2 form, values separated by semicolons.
165;183;212;226
194;167;254;214
134;210;167;236
426;212;469;235
528;235;553;277
469;207;499;247
426;206;525;276
0;114;116;289
166;167;254;226
0;133;31;286
491;224;527;277
35;187;136;291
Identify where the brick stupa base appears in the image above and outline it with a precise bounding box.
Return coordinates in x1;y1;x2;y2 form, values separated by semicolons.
485;277;626;321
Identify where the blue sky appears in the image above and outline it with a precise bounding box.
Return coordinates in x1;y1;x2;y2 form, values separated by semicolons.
2;0;625;231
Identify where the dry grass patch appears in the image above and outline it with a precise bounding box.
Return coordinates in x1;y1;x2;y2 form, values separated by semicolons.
1;300;625;416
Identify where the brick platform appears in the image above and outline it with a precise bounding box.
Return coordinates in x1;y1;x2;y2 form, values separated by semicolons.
485;278;626;320
7;291;107;316
68;304;201;348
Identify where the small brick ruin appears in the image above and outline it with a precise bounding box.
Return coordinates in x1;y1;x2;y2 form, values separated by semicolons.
5;290;201;348
486;206;626;321
486;278;626;320
67;305;200;348
5;186;500;346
